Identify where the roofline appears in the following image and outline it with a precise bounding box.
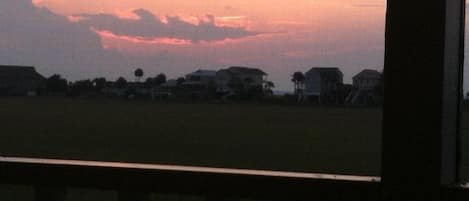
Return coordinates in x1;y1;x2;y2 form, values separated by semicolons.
225;66;267;75
0;65;36;69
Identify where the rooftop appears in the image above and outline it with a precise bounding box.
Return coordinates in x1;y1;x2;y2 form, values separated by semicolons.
187;69;217;77
226;66;267;76
306;67;343;77
0;65;45;80
353;69;382;80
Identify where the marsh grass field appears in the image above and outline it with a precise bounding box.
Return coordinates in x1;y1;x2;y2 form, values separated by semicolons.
0;97;468;180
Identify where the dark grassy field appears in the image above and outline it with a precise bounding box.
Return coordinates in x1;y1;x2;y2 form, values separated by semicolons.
0;97;467;180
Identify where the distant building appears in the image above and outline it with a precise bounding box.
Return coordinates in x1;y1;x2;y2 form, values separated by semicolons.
347;69;383;105
0;65;46;96
353;69;382;90
184;69;217;89
127;82;150;97
216;66;267;93
304;67;343;103
160;79;178;88
179;70;218;98
185;70;217;86
102;81;126;97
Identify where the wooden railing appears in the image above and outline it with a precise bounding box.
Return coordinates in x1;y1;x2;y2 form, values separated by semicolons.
0;157;468;201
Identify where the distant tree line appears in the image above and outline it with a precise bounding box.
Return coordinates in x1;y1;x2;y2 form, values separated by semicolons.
43;70;274;103
42;67;393;106
45;69;170;97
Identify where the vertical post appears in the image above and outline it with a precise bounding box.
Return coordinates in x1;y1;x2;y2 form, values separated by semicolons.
382;0;465;200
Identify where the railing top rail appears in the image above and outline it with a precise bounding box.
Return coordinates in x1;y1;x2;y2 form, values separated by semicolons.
1;156;469;201
0;156;382;201
0;156;380;182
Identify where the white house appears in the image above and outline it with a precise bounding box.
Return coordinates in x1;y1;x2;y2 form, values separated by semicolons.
215;66;267;93
184;69;217;87
347;69;383;105
304;67;343;97
352;69;382;90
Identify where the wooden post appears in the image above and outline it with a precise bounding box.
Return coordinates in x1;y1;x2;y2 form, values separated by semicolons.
382;0;465;200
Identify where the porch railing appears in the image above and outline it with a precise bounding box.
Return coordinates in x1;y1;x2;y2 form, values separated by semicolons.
0;156;468;201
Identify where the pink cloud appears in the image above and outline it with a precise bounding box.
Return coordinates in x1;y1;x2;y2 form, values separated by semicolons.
78;9;257;43
67;15;87;22
113;9;141;20
93;29;193;46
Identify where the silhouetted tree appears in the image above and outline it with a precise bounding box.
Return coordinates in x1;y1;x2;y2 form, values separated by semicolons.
144;73;167;88
291;71;305;95
74;80;93;90
176;77;186;86
46;74;68;93
115;77;128;89
144;77;155;88
154;73;167;85
134;68;144;82
92;77;107;91
264;81;275;95
69;79;94;96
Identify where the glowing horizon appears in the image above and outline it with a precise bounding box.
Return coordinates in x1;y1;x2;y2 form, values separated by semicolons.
1;0;466;92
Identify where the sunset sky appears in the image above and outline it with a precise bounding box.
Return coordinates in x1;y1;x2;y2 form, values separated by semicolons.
1;0;468;91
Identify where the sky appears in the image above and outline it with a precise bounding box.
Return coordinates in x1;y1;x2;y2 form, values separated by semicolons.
0;0;468;92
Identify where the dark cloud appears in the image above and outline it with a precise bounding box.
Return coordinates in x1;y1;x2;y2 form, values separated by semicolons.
78;9;257;42
0;0;132;79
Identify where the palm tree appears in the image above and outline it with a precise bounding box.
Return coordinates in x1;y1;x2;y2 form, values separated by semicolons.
155;73;167;86
115;77;128;89
46;74;68;93
265;81;275;90
134;68;144;82
291;71;305;95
